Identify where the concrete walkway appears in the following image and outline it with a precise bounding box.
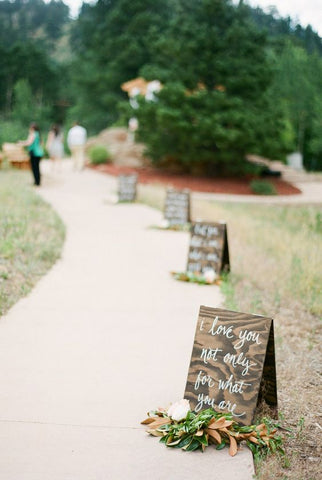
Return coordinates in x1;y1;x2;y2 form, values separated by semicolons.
0;161;254;479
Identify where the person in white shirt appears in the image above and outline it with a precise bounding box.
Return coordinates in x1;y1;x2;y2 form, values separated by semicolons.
67;121;87;171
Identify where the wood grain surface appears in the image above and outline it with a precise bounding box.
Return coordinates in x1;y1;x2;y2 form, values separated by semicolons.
184;306;277;425
118;174;137;202
186;222;230;274
164;189;190;225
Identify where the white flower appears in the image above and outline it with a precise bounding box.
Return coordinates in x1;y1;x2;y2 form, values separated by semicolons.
167;399;191;421
203;268;217;284
160;219;170;229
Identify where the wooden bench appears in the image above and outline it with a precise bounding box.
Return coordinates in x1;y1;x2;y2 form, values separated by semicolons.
2;143;30;169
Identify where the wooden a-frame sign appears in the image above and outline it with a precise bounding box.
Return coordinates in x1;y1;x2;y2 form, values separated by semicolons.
118;174;137;202
164;188;191;226
186;222;230;275
184;306;277;425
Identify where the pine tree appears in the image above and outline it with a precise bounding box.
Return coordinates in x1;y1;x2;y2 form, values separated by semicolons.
136;0;284;174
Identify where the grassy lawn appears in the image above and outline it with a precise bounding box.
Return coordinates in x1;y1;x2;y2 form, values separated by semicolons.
138;184;321;479
0;169;65;316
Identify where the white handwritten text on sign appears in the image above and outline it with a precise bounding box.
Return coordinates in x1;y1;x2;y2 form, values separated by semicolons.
184;306;275;425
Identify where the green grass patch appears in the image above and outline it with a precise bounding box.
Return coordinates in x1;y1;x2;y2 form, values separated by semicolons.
88;145;111;164
0;170;65;316
250;179;277;195
192;200;322;316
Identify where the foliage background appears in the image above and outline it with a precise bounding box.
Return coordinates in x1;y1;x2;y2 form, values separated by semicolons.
0;0;321;170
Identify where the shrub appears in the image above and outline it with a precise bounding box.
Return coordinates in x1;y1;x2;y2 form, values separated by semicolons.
0;120;26;146
89;145;111;165
136;83;287;176
250;179;277;195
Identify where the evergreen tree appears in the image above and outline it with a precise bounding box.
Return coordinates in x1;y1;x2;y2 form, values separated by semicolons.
136;0;285;174
268;40;322;169
0;42;58;114
0;0;70;48
0;0;70;130
69;0;171;132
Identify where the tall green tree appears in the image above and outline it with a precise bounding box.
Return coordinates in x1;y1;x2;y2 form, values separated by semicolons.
12;79;50;125
64;0;322;171
268;41;322;169
136;0;287;174
0;0;71;133
0;42;59;114
237;1;322;57
0;0;70;48
69;0;171;132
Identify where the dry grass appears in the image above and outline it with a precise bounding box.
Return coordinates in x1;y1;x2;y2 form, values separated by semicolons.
138;184;322;479
0;169;65;316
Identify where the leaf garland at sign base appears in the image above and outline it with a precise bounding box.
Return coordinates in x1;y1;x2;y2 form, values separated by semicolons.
141;403;284;457
117;174;138;202
141;307;281;457
152;222;191;232
172;221;230;285
170;270;221;285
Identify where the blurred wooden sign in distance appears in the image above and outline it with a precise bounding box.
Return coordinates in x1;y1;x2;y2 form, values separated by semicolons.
164;188;191;226
184;306;277;425
187;222;230;275
118;174;137;202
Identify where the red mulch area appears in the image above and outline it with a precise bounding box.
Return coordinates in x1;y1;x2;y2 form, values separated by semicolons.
90;164;301;196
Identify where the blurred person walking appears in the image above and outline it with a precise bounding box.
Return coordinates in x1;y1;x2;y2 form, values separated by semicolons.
67;122;87;171
46;124;64;172
19;122;44;186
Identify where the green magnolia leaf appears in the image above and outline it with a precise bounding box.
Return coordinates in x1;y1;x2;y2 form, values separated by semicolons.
182;439;193;451
246;441;258;455
258;437;267;447
186;439;202;452
239;426;254;433
159;424;171;431
143;406;284;457
216;441;226;450
195;433;209;446
167;438;182;447
178;436;193;449
165;435;174;445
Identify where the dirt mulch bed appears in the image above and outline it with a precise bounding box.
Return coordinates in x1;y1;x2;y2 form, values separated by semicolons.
90;163;302;195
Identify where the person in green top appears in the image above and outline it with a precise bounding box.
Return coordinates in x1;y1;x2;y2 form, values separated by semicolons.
19;123;44;186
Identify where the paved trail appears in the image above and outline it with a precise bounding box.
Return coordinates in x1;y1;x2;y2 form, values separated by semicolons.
0;161;254;479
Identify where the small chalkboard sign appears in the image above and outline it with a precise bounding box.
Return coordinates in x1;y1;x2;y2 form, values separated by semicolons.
118;174;137;202
186;222;230;275
184;306;277;425
164;189;190;226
